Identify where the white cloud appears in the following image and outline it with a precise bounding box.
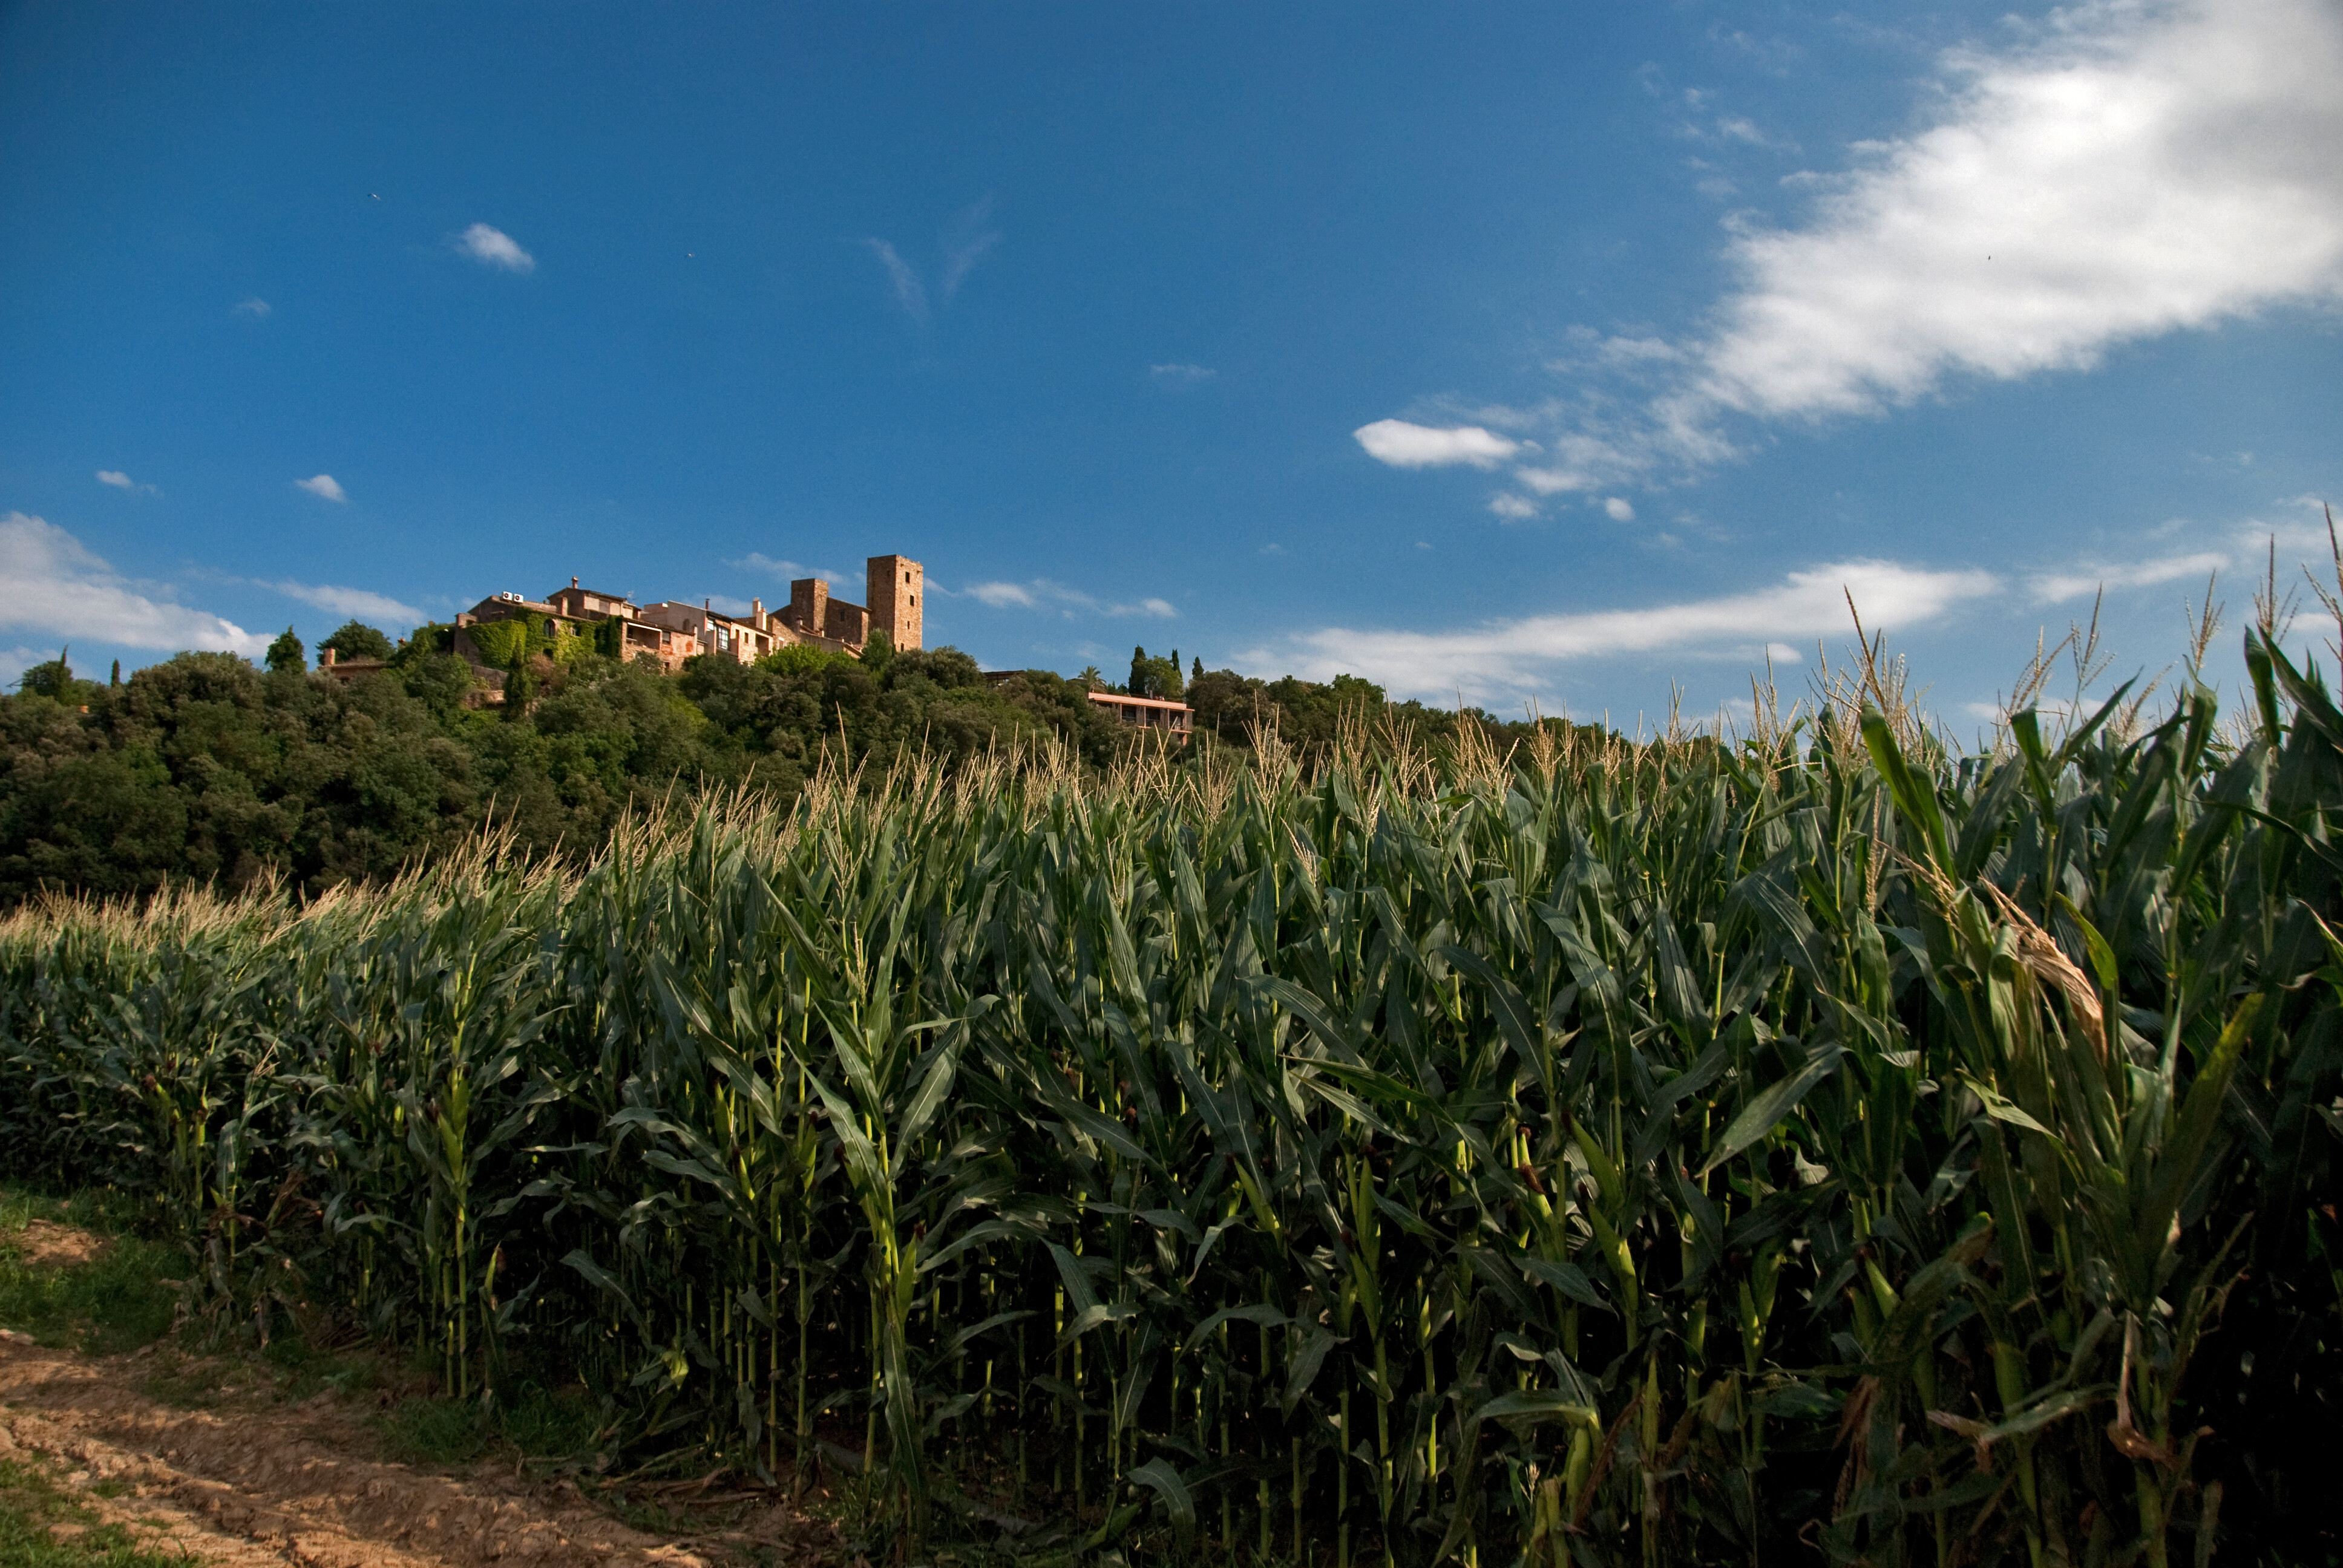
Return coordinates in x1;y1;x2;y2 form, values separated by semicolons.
1151;363;1216;385
940;197;1001;301
1604;497;1636;522
965;578;1176;618
1518;466;1594;495
0;512;267;655
234;296;271;317
96;470;159;495
1365;0;2343;489
294;474;347;503
1354;419;1520;469
455;223;536;273
262;580;424;627
865;239;928;324
1489;494;1539;521
968;581;1038;609
1686;0;2343;430
1240;558;1996;700
733;553;845;585
2028;550;2228;603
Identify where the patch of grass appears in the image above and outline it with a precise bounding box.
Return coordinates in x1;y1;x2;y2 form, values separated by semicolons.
0;1187;185;1357
497;1381;603;1460
597;1492;700;1537
376;1377;603;1469
375;1378;604;1472
378;1397;493;1466
252;1331;376;1404
135;1362;228;1412
0;1456;188;1566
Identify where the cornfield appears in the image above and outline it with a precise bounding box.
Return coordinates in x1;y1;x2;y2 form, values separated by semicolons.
3;629;2338;1567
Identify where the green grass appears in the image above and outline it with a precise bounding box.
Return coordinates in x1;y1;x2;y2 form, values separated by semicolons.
0;1189;185;1357
0;1457;188;1567
378;1380;603;1468
131;1365;224;1412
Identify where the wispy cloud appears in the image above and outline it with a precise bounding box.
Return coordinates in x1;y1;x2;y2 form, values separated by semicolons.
1240;558;1996;701
1151;362;1216;385
940;197;1001;301
1603;497;1636;522
294;474;347;503
865;200;1004;324
2029;550;2229;604
1354;419;1521;469
261;580;423;627
96;470;159;495
234;296;271;317
963;578;1176;619
1362;0;2343;494
0;512;267;655
455;223;536;273
1488;494;1539;521
865;239;928;324
733;552;844;586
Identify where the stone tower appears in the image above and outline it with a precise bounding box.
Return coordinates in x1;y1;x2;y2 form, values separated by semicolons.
788;577;828;639
867;555;922;650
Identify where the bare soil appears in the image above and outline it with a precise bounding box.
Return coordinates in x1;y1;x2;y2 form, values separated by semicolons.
5;1218;111;1269
0;1334;847;1566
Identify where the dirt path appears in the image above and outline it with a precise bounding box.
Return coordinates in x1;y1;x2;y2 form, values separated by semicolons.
0;1334;836;1566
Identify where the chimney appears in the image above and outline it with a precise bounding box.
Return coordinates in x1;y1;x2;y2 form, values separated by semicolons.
571;576;579;589
322;647;337;667
752;597;765;631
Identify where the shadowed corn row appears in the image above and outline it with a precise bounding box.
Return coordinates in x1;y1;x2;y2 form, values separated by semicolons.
2;634;2339;1566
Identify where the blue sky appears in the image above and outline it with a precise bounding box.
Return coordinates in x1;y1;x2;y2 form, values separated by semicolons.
2;1;2338;732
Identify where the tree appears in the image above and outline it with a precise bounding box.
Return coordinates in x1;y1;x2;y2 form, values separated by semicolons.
1191;656;1202;688
321;621;395;662
16;650;76;699
1077;665;1104;690
860;628;896;679
266;627;306;675
1127;646;1183;701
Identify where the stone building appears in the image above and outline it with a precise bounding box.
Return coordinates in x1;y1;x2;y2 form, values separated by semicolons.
636;599;783;665
779;557;923;652
448;555;922;682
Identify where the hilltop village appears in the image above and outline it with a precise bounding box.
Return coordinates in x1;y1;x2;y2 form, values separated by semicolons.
459;552;920;676
321;554;923;696
313;549;1193;739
